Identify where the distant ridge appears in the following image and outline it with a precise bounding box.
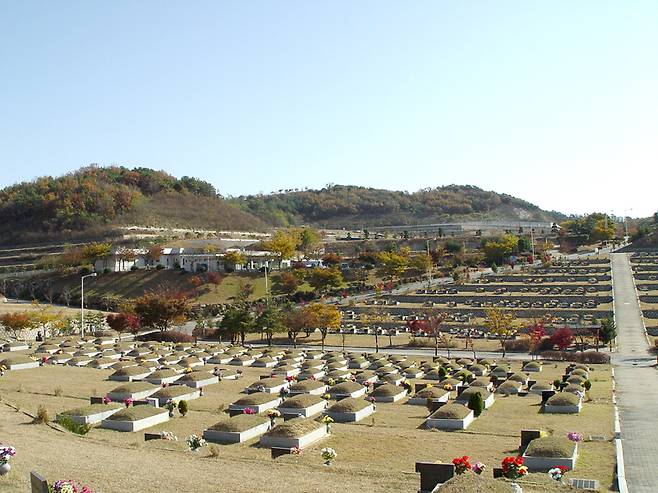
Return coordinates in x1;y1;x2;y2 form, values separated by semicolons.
0;166;565;244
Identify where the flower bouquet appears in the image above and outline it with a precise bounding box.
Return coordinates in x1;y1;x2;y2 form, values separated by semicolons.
165;399;176;417
321;415;334;432
267;409;281;425
51;480;94;493
123;398;133;408
160;431;178;442
548;466;569;482
243;407;256;415
186;434;206;452
0;445;16;474
472;462;486;475
321;447;337;466
451;456;471;475
501;456;528;480
567;431;583;443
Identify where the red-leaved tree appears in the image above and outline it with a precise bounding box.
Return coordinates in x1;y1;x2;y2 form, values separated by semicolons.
106;313;141;335
550;327;574;351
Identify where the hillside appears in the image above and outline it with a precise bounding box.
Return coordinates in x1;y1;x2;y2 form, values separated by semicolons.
0;167;565;246
0;166;266;245
233;184;563;228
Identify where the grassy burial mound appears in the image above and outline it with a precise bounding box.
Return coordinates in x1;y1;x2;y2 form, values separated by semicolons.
105;405;167;422
233;392;279;407
263;417;324;439
108;365;151;380
204;413;273;444
429;403;472;420
544;392;582;414
61;403;123;417
289;379;327;394
525;437;576;458
497;380;522;395
523;436;578;471
329;381;366;397
370;384;407;402
0;354;39;370
325;397;375;422
426;402;475;430
278;394;327;417
207;414;270;433
151;385;200;404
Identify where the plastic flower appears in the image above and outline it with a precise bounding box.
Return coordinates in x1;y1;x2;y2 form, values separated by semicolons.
321;416;334;424
186;434;206;451
102;395;111;405
290;447;302;455
243;407;256;415
123;398;133;407
0;445;16;464
501;456;527;480
160;431;178;441
267;409;281;418
451;456;471;475
321;393;331;401
567;432;583;442
321;447;337;463
472;462;486;475
548;466;569;481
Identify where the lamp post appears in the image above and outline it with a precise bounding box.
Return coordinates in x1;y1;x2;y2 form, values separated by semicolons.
80;273;97;338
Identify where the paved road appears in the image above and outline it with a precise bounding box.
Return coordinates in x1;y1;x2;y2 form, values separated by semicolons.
611;253;658;493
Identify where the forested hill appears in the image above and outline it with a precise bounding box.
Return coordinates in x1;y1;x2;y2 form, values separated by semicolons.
0;166;266;244
0;167;564;245
232;185;563;228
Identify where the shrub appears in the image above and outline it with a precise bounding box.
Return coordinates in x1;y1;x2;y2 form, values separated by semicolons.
34;405;50;424
208;444;220;458
138;331;194;343
57;414;90;435
467;391;485;417
54;387;63;397
504;337;532;352
583;380;592;391
156;264;165;270
540;351;610;364
178;400;188;416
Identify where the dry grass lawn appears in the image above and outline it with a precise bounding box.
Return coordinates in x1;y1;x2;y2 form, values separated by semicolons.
0;359;615;492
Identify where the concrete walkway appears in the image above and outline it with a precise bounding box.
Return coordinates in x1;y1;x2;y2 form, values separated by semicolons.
611;253;658;493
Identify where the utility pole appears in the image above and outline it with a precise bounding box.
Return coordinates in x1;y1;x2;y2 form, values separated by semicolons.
80;272;97;338
530;228;535;262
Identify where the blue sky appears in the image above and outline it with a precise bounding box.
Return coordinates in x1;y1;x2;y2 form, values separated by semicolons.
1;1;656;217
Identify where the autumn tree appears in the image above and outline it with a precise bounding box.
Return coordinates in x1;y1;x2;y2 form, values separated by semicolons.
305;267;343;294
321;253;342;267
0;312;34;339
277;271;300;294
297;228;321;254
482;234;519;266
526;319;547;359
82;242;112;269
133;291;189;331
224;251;246;271
483;308;517;357
262;230;297;260
304;303;341;351
206;272;224;292
376;250;408;280
360;305;390;353
285;306;311;348
550;327;574;350
146;245;164;265
106;312;141;335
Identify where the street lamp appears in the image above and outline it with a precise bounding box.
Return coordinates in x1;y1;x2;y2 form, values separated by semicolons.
80;273;97;338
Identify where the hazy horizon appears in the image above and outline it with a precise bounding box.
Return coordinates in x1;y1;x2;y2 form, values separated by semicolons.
1;1;656;217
